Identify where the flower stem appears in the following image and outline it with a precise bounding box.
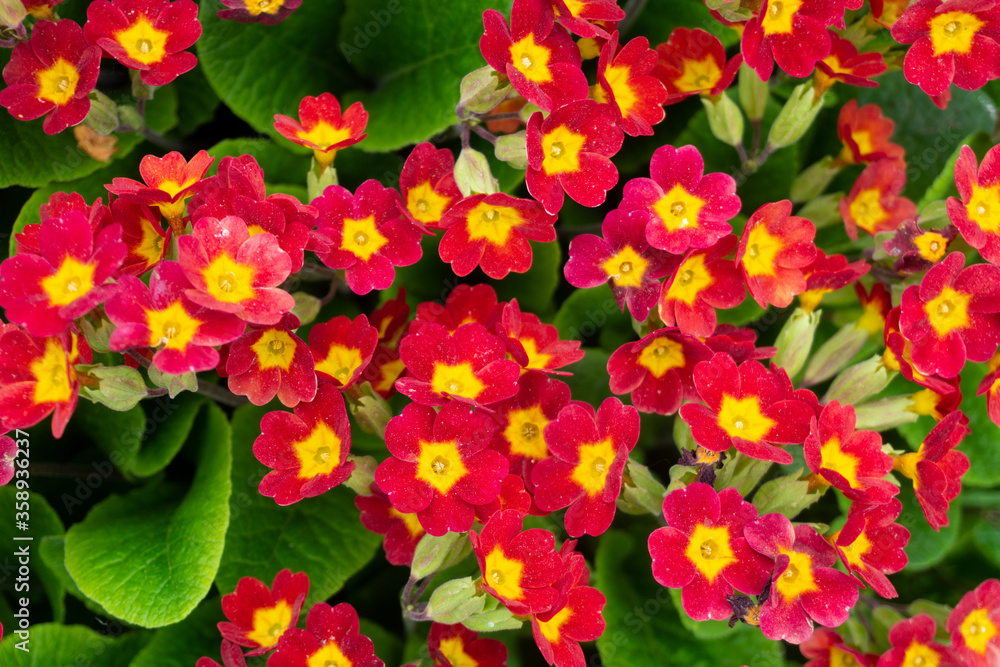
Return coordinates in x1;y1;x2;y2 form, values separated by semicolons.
196;382;249;409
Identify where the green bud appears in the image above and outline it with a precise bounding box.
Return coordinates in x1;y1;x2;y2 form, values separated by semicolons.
790;156;841;203
291;291;322;326
307;159;339;202
753;468;823;518
701;93;744;147
801;323;869;387
463;606;523;633
347;381;393;438
704;0;754;22
130;69;155;100
147;364;197;398
0;0;26;29
823;354;894;406
411;531;472;580
454;147;499;197
79;315;115;354
343;455;377;496
767;82;825;150
117;105;143;132
424;577;486;624
617;459;667;516
772;307;821;379
795;192;845;230
457;66;513;118
917;199;949;228
852;396;921;432
519;103;543;124
83;90;119;135
494;130;528;170
78;365;149;411
738;62;768;122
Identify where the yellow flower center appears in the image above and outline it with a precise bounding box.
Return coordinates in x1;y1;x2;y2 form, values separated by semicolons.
603;63;637;116
340;215;388;262
570;437;616;497
929;11;984;56
509;33;553;83
114;15;170;66
741;224;783;277
653;184;704;233
838;530;872;570
388;508;424;539
966;183;1000;233
637;338;686;379
913;232;949;262
297;121;353;151
761;0;803;35
775;548;819;601
203;254;256;304
850;130;875;158
246;0;285;15
146;300;200;351
504;404;550;460
246;600;292;649
849;188;889;234
960;608;998;655
315;343;364;386
600;246;649;288
30;338;72;404
415;440;469;494
683;524;735;583
406;181;452;224
538;606;573;643
717;394;775;442
465;202;524;246
674;56;722;93
41;256;96;308
819;436;861;488
293;422;342;480
541;125;587;176
924;286;971;338
437;636;478;667
430;361;485;400
252;329;297;370
666;253;714;306
484;545;525;601
830;647;861;667
35;57;80;105
901;641;941;667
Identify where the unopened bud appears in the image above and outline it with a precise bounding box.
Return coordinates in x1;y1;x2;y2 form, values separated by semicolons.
701;93;744;148
494;130;528;170
83;90;119;135
147;365;197;398
767;82;825;150
772;307;820;379
291;291;322;327
454;147;499;197
343;455;377;496
411;532;472;580
853;396;921;431
0;0;25;29
463;606;523;633
738;62;768;122
307;159;339;202
823;355;894;406
801;322;869;387
347;381;392;439
704;0;754;22
790;156;841;203
424;577;486;624
78;364;148;411
457;66;513;118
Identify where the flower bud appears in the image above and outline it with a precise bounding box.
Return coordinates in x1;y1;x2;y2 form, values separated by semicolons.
147;365;198;398
290;291;322;326
494;130;528;170
772;307;820;379
0;0;25;29
347;381;393;439
343;455;377;496
411;531;473;580
463;605;523;633
454;146;499;197
456;66;513;118
790;156;841;203
738;62;768;123
80;314;115;354
424;577;487;624
83;90;119;135
704;0;754;23
795;192;844;230
852;396;921;431
801;322;869;387
701;93;744;147
822;354;894;406
78;364;149;412
617;459;667;516
767;82;825;150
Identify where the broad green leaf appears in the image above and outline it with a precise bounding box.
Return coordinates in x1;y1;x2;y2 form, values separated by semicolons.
0;488;65;622
629;0;739;48
64;403;232;627
68;400;146;475
129;596;224;667
39;535;115;618
130;394;209;478
595;530;783;667
197;1;358;142
491;240;561;315
173;64;222;134
897;481;961;571
339;0;509;151
563;348;613;406
553;283;633;349
0;624;149;667
215;405;381;607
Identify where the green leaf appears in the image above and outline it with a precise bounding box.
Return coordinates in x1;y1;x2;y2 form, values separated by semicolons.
0;624;149;667
130;394;209;478
173;64;222;134
69;400;146;474
553;284;632;347
339;0;508;151
974;515;1000;570
897;480;961;571
64;403;232;627
595;530;783;667
360;619;404;667
39;535;115;618
129;596;225;667
197;1;358;142
630;0;739;48
215;405;381;607
0;488;65;622
563;348;613;408
491;240;561;315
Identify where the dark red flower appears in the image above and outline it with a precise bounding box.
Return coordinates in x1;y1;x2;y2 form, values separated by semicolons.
219;569;310;654
268;602;381;667
831;498;909;599
354;484;424;566
594;32;667;136
741;0;841;80
226;314;316;408
653;27;742;104
658;235;746;338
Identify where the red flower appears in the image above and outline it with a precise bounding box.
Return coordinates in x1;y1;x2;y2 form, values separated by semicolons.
803;401;896;504
188;154;316;273
841;159;917;241
375;402;507;536
977;354;1000;428
109;199;169;277
0;327;90;438
798;251;870;314
872;0;911;26
397;322;520;408
219;569;310;654
653;27;742;104
948;579;1000;667
439;193;557;280
526;99;623;213
471;509;562;614
428;623;508;667
107;150;215;230
355;484;424;566
883;306;959;395
594;32;667;136
480;0;589;111
891;0;1000;97
801;628;873;667
369;289;410;346
178;215;294;326
531;397;639;537
497;300;583;375
0;436;17;486
837;100;905;166
855;282;892;338
273;93;368;170
831;498;909;599
608;327;712;416
218;0;302;25
308;314;378;390
737;200;817;309
474;473;534;523
0;19;100;134
741;0;841;80
22;0;67;19
106;261;244;375
649;483;772;621
268;602;381;667
197;641;248;667
706;324;777;364
893;410;970;530
658;235;746;338
253;385;353;506
745;514;860;645
0;212;125;337
814;30;887;95
563;208;678;322
878;615;963;667
899;251;1000;378
311;180;422;295
530;549;605;667
412;283;499;335
399;142;462;230
84;0;201;86
883;218;958;275
621;144;741;255
359;345;407;399
948;144;1000;265
226;314;316;408
16;192;113;256
680;352;815;464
